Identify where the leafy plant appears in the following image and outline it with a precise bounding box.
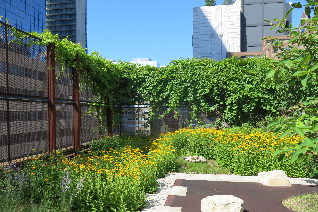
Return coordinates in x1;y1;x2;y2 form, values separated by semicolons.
205;0;216;6
264;1;318;166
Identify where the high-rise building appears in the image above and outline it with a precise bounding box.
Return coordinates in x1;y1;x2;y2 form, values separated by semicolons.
46;0;87;48
0;0;46;33
193;0;292;60
241;0;292;52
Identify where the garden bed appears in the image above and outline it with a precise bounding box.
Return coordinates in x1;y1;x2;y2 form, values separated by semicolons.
1;126;317;211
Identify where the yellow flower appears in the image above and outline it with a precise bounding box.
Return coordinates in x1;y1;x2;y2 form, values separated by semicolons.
31;173;35;175
96;169;103;174
44;179;48;181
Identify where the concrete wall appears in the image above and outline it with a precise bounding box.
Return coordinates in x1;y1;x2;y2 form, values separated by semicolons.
193;4;241;61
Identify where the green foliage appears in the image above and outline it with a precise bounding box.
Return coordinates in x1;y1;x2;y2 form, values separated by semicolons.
205;0;216;6
137;57;318;127
0;135;178;211
2;24;149;131
223;0;235;5
163;128;317;177
264;2;318;165
6;19;318;134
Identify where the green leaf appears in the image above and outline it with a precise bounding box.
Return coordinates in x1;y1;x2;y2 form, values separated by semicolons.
311;138;318;144
303;54;311;64
284;61;292;69
310;63;318;71
279;130;293;138
295;127;305;137
285;8;294;19
314;7;318;16
291;149;306;163
291;2;302;8
301;75;309;87
273;150;285;157
292;71;306;76
266;69;276;78
294;57;303;62
299;138;315;148
305;6;311;17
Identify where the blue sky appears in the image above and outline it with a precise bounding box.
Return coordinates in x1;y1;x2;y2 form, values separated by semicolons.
87;0;308;66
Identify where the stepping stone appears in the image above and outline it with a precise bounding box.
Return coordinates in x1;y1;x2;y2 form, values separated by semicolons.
201;195;244;212
258;170;291;186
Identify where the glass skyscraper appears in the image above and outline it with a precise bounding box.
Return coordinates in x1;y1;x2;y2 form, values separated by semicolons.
46;0;87;49
0;0;46;33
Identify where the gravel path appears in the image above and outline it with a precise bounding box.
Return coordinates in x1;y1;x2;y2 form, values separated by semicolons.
142;173;177;211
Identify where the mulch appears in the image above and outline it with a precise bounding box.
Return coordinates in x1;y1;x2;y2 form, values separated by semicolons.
165;179;318;212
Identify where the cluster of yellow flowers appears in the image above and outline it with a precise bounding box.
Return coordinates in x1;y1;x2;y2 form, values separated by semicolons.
29;135;175;186
160;128;303;157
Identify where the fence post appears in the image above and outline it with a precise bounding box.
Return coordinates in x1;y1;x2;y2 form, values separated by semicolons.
5;25;11;161
107;97;113;135
72;54;80;151
47;43;56;153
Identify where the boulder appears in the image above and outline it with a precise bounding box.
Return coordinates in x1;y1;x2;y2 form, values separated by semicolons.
201;195;244;212
184;155;207;162
258;170;291;186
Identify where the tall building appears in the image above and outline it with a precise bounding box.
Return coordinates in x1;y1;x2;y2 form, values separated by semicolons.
0;0;46;33
193;1;241;61
241;0;292;52
46;0;87;48
193;0;292;60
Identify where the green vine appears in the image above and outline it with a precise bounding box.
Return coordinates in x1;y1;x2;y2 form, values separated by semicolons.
2;15;318;132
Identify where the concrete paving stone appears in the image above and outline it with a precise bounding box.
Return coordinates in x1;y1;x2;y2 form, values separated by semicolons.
159;186;187;196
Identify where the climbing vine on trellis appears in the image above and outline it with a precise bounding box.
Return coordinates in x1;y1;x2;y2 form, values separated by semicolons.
3;16;318;131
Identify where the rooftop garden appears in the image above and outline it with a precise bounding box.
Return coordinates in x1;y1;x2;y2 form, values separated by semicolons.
1;1;318;211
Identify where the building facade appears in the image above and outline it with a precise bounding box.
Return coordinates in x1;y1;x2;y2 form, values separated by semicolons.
0;0;46;33
193;1;241;61
130;58;160;68
241;0;292;52
46;0;87;48
193;0;292;60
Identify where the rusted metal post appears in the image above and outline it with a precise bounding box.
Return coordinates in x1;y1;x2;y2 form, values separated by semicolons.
47;43;56;153
107;97;113;136
5;25;11;161
72;54;80;151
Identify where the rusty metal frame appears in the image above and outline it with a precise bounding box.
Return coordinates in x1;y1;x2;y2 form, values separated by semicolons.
5;24;11;161
47;43;56;153
72;54;80;151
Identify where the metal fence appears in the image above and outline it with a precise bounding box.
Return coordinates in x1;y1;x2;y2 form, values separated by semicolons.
0;21;100;163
